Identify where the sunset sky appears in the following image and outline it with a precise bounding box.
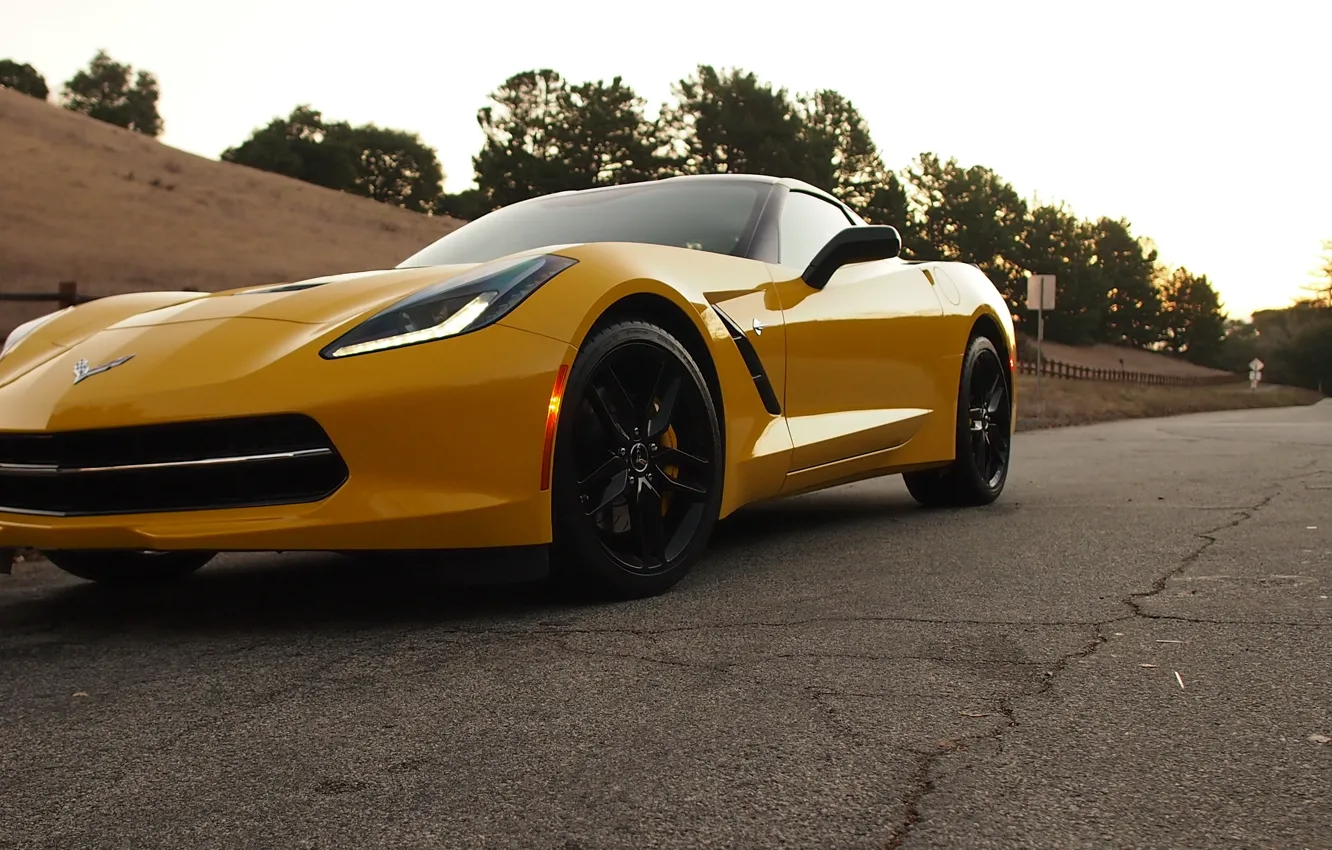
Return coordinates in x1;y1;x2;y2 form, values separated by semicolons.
5;0;1329;319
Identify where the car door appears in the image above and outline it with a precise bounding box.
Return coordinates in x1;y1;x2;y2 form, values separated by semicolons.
772;190;947;470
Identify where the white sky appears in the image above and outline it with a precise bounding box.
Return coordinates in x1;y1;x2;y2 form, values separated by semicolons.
5;0;1329;320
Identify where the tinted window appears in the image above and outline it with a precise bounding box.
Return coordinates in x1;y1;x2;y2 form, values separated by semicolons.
778;191;853;269
399;180;772;267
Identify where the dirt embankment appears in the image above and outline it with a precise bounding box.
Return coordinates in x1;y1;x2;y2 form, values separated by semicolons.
0;88;461;335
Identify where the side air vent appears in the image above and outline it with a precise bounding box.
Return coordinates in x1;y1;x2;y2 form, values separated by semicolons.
711;305;782;416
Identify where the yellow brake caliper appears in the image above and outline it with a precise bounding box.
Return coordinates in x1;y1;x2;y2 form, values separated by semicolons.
659;418;680;516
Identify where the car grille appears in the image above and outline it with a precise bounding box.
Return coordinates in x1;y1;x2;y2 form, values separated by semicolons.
0;414;348;516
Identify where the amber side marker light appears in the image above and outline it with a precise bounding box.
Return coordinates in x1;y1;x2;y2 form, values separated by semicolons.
540;364;571;491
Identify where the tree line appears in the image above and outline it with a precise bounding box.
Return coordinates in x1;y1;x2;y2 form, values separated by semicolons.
3;54;1328;389
218;66;1236;363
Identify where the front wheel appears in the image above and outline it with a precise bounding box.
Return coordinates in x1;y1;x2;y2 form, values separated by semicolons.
903;334;1012;508
551;320;724;599
43;550;215;584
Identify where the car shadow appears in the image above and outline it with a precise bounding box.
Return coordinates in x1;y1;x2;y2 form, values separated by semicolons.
710;489;926;554
4;552;562;636
2;489;937;637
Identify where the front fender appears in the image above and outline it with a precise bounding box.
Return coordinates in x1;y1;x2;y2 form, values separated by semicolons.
497;241;775;349
496;241;794;516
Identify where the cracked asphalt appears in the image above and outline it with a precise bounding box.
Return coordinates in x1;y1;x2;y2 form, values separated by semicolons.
2;401;1329;850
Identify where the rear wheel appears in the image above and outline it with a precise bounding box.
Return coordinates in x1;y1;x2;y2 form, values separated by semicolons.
551;320;723;599
903;334;1012;507
43;550;215;584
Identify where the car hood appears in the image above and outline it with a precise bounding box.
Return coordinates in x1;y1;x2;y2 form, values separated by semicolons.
0;265;484;392
112;264;481;329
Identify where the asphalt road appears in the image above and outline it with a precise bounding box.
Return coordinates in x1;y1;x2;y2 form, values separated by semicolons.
2;402;1329;850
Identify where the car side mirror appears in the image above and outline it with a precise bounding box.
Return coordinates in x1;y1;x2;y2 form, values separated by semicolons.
802;225;902;289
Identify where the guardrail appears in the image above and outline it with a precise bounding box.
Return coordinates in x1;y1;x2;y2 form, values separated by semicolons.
1017;357;1239;387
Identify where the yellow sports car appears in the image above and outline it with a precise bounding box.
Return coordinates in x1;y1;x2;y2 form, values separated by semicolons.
0;174;1016;598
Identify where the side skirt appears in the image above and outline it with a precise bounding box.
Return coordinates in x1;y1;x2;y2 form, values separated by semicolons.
779;442;951;499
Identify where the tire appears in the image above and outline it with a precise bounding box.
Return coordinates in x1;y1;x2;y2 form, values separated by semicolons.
551;319;724;599
43;550;215;584
903;334;1013;508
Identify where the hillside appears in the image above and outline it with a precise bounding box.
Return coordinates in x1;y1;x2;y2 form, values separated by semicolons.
0;88;463;334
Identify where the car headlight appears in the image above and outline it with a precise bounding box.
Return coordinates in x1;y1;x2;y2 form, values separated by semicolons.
320;254;577;359
0;308;70;361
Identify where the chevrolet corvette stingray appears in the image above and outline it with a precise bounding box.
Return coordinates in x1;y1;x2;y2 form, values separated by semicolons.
0;174;1016;598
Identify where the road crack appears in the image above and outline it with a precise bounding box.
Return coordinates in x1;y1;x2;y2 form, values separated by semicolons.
1124;492;1276;618
547;638;1058;672
878;622;1106;849
1135;615;1328;627
445;615;1111;640
881;489;1280;849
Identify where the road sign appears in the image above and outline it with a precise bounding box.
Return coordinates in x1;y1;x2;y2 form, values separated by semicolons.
1027;275;1056;311
1026;275;1055;418
1249;358;1263;390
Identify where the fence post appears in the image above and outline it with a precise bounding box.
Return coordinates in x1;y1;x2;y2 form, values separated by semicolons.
57;280;79;309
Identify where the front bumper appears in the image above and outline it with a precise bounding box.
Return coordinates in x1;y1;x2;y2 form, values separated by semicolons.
0;318;575;553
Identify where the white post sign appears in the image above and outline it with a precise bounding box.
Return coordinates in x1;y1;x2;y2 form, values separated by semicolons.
1249;358;1264;390
1027;275;1056;311
1027;275;1056;417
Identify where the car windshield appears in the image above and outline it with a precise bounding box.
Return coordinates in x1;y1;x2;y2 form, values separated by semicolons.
398;179;773;267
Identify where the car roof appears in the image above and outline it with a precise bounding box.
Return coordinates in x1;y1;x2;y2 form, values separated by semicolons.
664;173;842;199
539;172;843;206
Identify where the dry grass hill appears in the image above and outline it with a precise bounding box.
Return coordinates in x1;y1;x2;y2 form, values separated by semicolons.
0;88;462;334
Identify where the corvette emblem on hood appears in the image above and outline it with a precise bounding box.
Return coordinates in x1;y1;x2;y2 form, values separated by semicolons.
72;354;135;385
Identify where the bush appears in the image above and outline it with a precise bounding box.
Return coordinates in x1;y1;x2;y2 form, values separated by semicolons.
0;59;48;99
1270;319;1332;393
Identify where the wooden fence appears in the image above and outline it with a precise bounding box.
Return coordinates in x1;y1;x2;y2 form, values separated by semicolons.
1;280;201;320
0;280;100;309
1017;357;1239;387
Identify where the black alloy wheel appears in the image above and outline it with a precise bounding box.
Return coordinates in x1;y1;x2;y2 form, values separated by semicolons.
903;334;1012;507
552;320;723;598
965;340;1013;490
